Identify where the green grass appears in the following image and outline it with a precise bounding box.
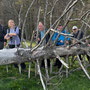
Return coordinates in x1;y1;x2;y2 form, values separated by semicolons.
0;42;90;90
0;64;89;90
0;65;42;90
22;41;36;48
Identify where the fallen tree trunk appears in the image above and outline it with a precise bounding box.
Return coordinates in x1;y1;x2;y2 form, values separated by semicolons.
0;48;28;65
0;46;89;65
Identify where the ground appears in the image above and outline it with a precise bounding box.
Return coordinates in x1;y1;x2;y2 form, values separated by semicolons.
0;41;89;90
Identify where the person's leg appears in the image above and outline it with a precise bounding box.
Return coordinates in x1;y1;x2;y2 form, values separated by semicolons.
21;63;26;69
9;45;18;68
87;55;90;63
9;45;15;48
14;64;18;68
56;58;62;68
54;58;58;66
47;59;50;68
0;42;4;50
17;44;26;69
41;59;45;67
54;58;62;68
79;55;82;60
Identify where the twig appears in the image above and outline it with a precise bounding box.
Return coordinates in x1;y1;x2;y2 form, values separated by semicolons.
21;0;36;43
37;59;46;90
54;51;69;68
18;4;23;27
69;35;90;48
28;62;31;79
36;6;41;45
77;55;90;79
44;58;49;81
54;7;73;46
46;0;77;47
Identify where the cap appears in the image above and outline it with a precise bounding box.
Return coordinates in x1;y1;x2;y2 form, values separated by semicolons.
72;26;78;30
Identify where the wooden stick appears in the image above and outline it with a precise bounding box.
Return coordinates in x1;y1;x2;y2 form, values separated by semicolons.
77;55;90;79
50;59;53;74
21;0;36;43
54;51;69;68
54;7;73;46
44;58;49;80
35;62;38;77
19;63;21;74
37;59;46;90
6;65;8;73
28;62;31;79
36;6;41;45
66;56;69;78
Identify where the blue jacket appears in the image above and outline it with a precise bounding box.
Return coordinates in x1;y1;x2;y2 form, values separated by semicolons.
52;29;70;46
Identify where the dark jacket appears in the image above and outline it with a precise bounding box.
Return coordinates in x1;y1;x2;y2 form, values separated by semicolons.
73;30;83;40
0;24;7;42
38;29;50;44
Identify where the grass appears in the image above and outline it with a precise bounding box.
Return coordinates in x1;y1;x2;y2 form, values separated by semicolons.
0;41;90;90
0;65;90;90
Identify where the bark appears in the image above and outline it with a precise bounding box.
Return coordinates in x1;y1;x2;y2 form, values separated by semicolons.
0;46;89;65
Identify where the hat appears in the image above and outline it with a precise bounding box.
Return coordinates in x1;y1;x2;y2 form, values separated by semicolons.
72;26;78;30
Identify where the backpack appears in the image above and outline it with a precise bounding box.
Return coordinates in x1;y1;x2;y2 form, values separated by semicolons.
8;27;21;40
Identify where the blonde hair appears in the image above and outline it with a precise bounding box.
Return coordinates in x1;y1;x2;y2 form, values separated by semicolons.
8;19;15;27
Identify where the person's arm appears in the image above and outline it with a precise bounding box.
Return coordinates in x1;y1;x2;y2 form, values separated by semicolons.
66;32;71;44
3;27;7;46
52;33;57;41
8;33;16;37
4;29;11;40
4;33;10;40
46;32;50;44
37;31;41;42
66;32;70;41
58;35;65;43
3;27;7;42
9;27;19;37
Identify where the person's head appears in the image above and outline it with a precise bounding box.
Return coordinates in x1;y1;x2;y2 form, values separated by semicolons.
57;25;63;31
72;26;78;33
8;19;15;28
38;22;44;31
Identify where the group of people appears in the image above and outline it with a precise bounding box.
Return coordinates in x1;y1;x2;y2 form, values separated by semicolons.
0;19;89;69
36;22;90;68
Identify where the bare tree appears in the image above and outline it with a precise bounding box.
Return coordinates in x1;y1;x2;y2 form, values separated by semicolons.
0;0;90;90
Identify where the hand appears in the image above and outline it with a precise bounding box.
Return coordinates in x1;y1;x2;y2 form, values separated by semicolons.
33;30;35;34
8;33;12;37
73;40;75;44
88;44;90;46
60;40;63;43
4;42;7;46
66;41;69;44
37;38;40;41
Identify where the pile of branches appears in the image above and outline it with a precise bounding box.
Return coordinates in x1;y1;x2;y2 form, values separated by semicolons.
0;0;90;90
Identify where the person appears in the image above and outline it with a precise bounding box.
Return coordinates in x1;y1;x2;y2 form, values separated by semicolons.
72;26;90;62
72;26;83;60
37;22;50;67
0;19;7;50
52;25;70;68
37;22;50;44
4;19;26;69
72;26;83;44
